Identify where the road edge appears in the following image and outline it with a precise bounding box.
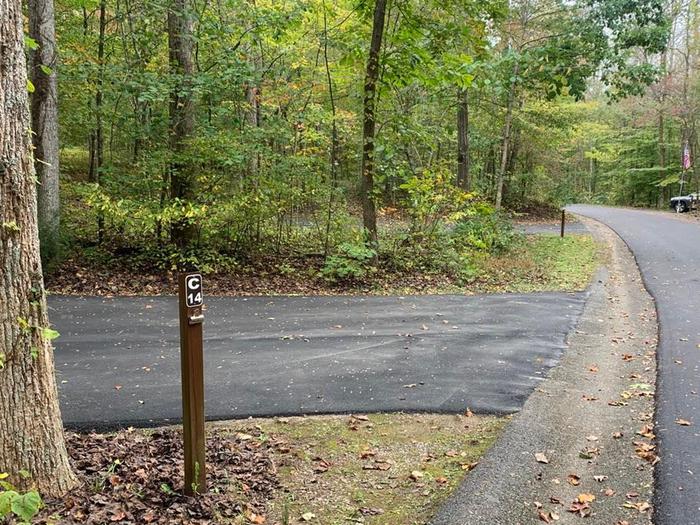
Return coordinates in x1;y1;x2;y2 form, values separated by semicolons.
430;217;659;524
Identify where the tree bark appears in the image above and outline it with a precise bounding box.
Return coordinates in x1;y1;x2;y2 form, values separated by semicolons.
29;0;61;264
456;88;470;191
360;0;387;249
168;0;197;250
495;60;519;210
0;0;77;497
89;0;107;243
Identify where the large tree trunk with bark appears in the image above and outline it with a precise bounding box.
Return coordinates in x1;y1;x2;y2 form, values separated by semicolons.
29;0;61;264
456;88;470;191
168;0;197;250
360;0;387;249
0;0;77;497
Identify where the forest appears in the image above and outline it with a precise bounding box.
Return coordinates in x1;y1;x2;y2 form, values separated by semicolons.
3;0;700;522
25;0;697;286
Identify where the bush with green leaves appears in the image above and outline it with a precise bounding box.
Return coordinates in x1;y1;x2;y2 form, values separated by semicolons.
321;242;377;282
452;205;520;254
0;473;42;524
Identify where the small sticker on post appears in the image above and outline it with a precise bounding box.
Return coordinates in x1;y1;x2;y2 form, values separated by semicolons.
185;274;203;307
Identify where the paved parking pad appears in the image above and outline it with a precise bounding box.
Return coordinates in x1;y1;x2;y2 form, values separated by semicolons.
50;292;585;430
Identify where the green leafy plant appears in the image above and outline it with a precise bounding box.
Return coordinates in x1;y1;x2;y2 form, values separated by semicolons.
0;473;43;524
321;242;377;282
452;205;520;254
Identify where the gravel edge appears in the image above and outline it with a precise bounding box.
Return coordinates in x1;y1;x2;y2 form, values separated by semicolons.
430;217;659;525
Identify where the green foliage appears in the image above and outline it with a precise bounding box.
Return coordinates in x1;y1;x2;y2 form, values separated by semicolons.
0;473;43;525
452;206;520;254
321;242;377;282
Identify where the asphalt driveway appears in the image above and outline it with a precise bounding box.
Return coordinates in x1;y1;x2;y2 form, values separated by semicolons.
569;205;700;525
50;292;585;430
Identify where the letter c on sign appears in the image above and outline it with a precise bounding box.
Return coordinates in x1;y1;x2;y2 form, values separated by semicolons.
187;276;200;290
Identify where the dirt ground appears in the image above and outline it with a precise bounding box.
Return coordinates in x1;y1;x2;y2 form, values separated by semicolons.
36;414;505;525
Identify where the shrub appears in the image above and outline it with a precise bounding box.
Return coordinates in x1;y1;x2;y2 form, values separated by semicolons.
452;204;520;254
321;242;377;282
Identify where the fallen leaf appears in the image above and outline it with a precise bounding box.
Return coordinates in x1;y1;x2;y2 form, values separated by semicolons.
300;512;316;522
410;470;424;481
567;474;581;486
675;418;692;426
535;452;549;464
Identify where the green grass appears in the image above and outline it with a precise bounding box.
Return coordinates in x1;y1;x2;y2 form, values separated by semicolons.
218;413;506;525
472;233;600;294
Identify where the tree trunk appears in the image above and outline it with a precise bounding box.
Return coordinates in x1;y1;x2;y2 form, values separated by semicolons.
0;0;77;497
91;0;106;243
360;0;387;249
496;62;519;210
168;0;197;250
658;111;666;208
456;88;470;191
29;0;61;264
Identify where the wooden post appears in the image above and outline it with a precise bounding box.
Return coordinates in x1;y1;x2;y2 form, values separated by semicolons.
178;272;206;495
560;209;566;238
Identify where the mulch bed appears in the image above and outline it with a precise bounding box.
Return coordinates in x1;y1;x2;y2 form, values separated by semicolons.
36;428;286;524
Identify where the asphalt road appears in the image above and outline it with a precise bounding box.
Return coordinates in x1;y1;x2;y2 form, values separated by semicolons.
568;205;700;524
49;293;585;430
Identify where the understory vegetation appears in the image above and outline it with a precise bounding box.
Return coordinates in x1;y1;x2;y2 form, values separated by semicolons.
43;0;678;285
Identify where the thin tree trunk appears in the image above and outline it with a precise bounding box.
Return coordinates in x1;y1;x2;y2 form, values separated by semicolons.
495;62;519;210
29;0;61;264
456;88;470;191
94;0;106;242
0;0;77;497
323;1;339;257
360;0;387;249
658;111;666;207
168;0;197;250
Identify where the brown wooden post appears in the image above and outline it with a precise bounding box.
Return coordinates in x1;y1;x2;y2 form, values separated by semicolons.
178;272;206;495
560;209;566;238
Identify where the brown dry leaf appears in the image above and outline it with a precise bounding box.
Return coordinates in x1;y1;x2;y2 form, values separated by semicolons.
410;470;425;481
535;452;549;464
567;501;591;518
637;424;655;438
623;501;651;513
577;493;596;504
567;474;581;486
589;365;599;373
538;510;552;523
612;431;624;439
604;488;616;497
465;408;474;417
675;418;692;426
248;513;266;524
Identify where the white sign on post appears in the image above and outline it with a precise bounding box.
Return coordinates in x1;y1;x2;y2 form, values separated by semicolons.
185;274;203;307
